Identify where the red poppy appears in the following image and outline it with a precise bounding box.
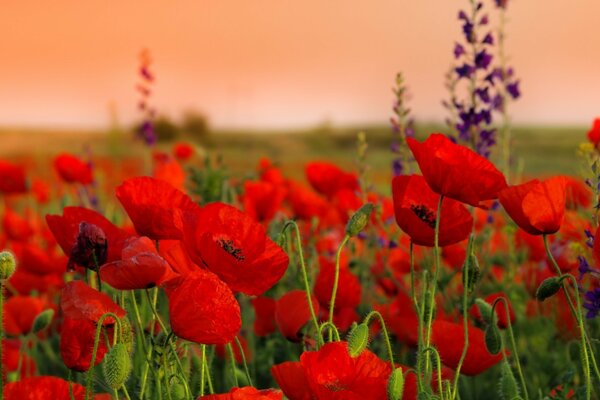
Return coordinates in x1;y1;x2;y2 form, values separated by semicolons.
199;386;283;400
31;178;51;204
8;269;64;296
258;158;286;186
392;175;473;247
313;255;361;310
164;269;241;345
251;296;277;337
46;206;130;267
158;239;201;276
60;280;126;325
4;296;48;336
302;341;391;400
271;361;312;400
0;160;28;194
182;202;288;296
470;292;516;329
498;177;568;235
407;133;507;207
305;161;359;198
173;142;194;161
100;236;177;290
116;176;199;240
286;182;328;221
564;176;591;209
2;209;34;242
4;376;110;400
377;291;419;347
587;117;600;146
153;152;186;191
60;317;110;372
442;240;468;271
242;180;287;223
53;153;93;185
274;290;319;342
18;243;67;276
431;320;503;375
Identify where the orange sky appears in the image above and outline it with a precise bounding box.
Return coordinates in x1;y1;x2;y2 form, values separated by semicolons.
1;1;599;130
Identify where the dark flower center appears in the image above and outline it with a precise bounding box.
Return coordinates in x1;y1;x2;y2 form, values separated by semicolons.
217;239;245;261
410;204;437;228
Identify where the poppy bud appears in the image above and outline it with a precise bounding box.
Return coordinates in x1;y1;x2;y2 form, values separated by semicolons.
275;231;287;248
69;222;108;270
475;298;494;325
387;367;404;400
498;360;520;400
485;324;502;355
0;250;16;280
462;253;480;294
163;381;186;400
345;203;374;237
102;343;131;389
347;323;369;357
32;309;55;334
119;317;135;354
535;277;562;302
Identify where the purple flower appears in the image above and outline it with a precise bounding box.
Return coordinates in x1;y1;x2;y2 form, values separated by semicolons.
495;0;509;9
462;21;475;43
506;80;521;99
482;32;494;45
388;240;398;249
454;43;466;59
392;159;403;177
475;50;493;69
583;288;600;319
455;64;475;78
578;256;593;280
458;10;468;20
476;87;491;103
479;15;489;25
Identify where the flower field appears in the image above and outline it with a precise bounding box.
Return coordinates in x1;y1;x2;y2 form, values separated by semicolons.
1;1;600;399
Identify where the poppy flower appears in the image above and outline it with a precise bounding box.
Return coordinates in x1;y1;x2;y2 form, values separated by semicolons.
271;361;312;400
4;296;48;336
587;118;600;146
100;236;176;290
242;180;287;223
158;239;201;276
313;255;361;310
305;161;359;198
301;341;391;400
182;202;288;296
392;175;473;247
60;317;110;372
251;296;277;337
470;292;516;329
2;209;34;242
31;178;51;204
199;386;283;400
286;182;328;221
17;243;66;276
377;291;420;347
60;280;126;325
53;153;93;185
431;320;503;375
3;376;110;400
46;206;130;268
407;133;507;207
164;269;241;345
498;177;568;235
564;176;591;209
259;158;286;186
275;290;319;342
173;142;194;161
116;176;199;240
152;152;186;191
0;160;28;194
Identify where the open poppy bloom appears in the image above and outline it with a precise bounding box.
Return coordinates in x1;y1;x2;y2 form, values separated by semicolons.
182;202;288;296
3;376;111;400
173;142;194;160
274;290;319;342
431;320;503;375
60;280;126;325
305;161;359;198
587;118;600;146
199;386;283;400
4;296;49;336
46;206;130;268
313;255;361;310
0;159;28;194
498;177;568;235
100;236;177;290
2;209;34;242
164;269;241;345
392;175;473;247
272;341;391;400
242;180;287;223
407;133;507;207
60;317;110;372
53;153;93;185
116;176;200;240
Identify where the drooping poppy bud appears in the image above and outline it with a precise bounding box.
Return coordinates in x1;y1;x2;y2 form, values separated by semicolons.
484;324;502;355
32;309;55;334
347;323;370;357
103;343;131;389
387;368;405;400
536;277;562;302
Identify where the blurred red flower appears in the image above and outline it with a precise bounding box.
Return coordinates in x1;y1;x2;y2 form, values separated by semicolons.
251;296;277;337
392;174;473;247
407;133;507;207
4;296;48;336
305;161;359;198
53;153;93;185
0;160;28;194
173;142;194;160
242;180;287;223
4;375;110;400
164;269;241;345
587;118;600;146
314;255;361;311
274;290;319;342
499;177;568;235
116;176;199;240
2;209;34;242
182;202;288;295
199;386;283;400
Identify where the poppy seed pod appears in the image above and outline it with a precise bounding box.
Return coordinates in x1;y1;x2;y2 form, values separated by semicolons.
0;250;17;280
103;343;131;389
535;277;562;302
387;368;405;400
346;203;374;237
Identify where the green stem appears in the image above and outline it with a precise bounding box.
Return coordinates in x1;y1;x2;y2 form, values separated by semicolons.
204;348;214;394
86;312;123;400
423;346;445;396
318;322;340;342
199;345;207;396
364;311;395;370
234;337;253;386
0;283;3;395
226;343;239;388
282;221;322;346
68;369;76;400
328;234;351;341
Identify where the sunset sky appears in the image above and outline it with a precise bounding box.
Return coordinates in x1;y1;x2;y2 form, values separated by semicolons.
1;1;599;130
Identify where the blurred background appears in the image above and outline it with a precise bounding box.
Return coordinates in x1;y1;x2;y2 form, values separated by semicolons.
1;0;599;178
